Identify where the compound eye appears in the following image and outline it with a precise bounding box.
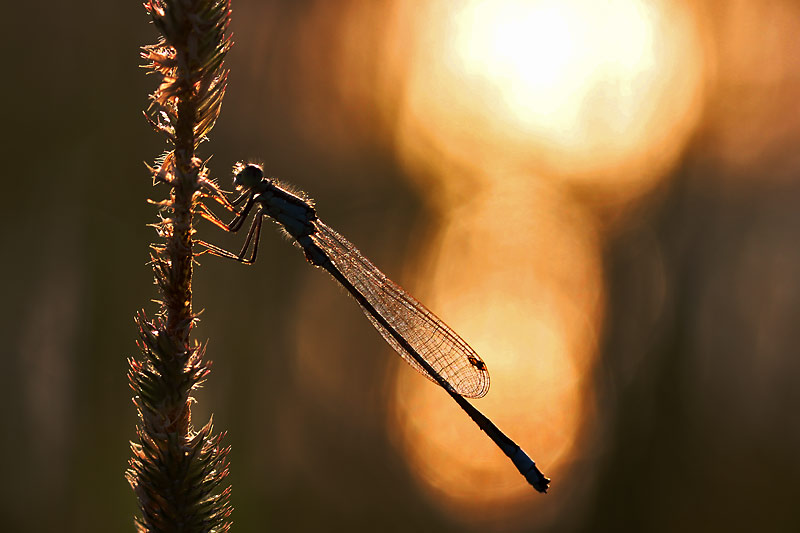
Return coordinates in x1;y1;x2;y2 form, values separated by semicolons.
234;163;264;188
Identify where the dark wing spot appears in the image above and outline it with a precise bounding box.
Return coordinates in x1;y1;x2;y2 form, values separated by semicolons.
468;355;487;371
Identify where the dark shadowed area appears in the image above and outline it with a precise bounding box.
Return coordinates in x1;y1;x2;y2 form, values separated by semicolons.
2;0;799;531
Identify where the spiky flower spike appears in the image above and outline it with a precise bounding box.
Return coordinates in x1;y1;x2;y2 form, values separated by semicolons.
127;1;233;531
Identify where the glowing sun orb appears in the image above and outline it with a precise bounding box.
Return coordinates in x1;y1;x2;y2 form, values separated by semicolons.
393;0;706;196
453;0;655;133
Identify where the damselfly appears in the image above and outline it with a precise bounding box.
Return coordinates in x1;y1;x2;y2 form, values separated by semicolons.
199;163;550;492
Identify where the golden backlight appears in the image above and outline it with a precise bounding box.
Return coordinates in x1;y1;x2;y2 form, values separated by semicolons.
284;0;707;525
376;0;707;522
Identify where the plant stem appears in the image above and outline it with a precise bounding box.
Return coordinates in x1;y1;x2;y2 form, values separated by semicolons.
128;1;233;531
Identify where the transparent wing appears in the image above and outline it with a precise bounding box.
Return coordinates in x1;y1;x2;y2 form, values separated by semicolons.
311;220;490;399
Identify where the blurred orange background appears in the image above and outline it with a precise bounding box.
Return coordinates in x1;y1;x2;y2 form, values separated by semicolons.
3;0;800;531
